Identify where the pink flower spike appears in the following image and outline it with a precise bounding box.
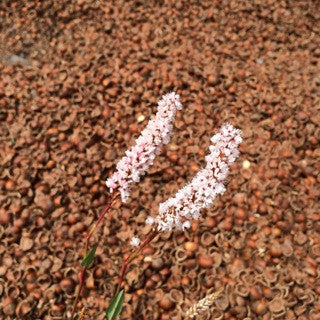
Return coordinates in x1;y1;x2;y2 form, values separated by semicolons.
153;123;242;232
106;92;182;202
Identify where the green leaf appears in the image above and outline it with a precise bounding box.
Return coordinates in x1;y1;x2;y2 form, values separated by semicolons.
106;290;125;320
73;317;78;320
81;245;97;267
113;291;125;319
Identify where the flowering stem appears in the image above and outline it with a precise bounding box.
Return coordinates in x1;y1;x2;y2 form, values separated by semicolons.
70;268;86;320
115;228;158;296
85;191;120;254
70;191;119;320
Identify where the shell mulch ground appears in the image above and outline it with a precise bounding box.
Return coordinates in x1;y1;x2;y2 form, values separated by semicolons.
0;1;319;319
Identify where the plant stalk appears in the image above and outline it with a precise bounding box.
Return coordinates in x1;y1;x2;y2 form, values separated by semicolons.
85;191;119;254
70;191;119;320
115;228;158;296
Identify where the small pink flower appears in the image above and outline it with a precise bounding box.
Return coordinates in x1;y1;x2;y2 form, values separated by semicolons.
130;237;140;246
146;216;155;225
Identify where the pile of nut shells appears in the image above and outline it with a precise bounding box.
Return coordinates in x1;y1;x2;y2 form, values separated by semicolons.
0;0;319;319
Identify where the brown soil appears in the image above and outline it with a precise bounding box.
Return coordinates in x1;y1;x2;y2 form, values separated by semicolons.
0;1;319;319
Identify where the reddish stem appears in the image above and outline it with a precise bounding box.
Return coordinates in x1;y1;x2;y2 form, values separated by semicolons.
71;191;119;320
115;229;158;296
70;268;86;320
85;191;119;254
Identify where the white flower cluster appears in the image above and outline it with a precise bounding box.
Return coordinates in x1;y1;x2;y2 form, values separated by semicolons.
149;123;242;232
130;236;140;247
106;92;182;202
